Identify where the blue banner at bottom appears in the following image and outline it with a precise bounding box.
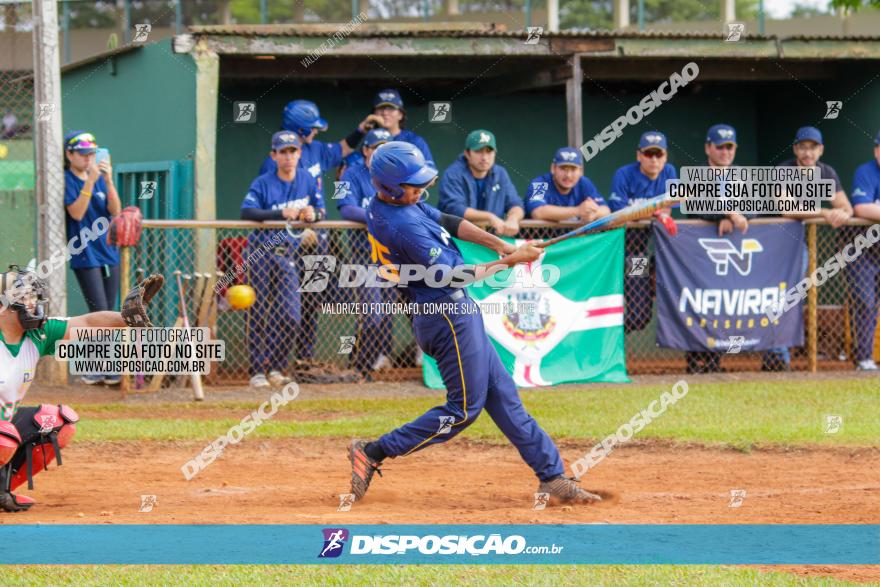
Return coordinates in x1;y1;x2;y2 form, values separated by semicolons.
0;525;876;564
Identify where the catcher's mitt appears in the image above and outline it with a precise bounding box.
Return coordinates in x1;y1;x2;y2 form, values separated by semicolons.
108;206;143;247
122;274;163;327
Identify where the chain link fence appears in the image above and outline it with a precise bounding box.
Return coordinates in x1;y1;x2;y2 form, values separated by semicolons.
123;218;877;387
0;0;36;270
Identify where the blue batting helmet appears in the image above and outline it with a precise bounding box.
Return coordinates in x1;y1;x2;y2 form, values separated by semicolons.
282;100;328;137
370;141;438;200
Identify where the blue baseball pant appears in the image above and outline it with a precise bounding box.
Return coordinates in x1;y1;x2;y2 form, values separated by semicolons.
845;249;880;362
247;250;300;375
377;295;565;482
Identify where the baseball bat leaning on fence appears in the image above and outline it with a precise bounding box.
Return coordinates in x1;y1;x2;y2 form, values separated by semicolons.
177;272;205;401
197;272;216;329
147;272;183;394
536;194;676;249
193;273;208;324
134;267;145;390
173;274;194;389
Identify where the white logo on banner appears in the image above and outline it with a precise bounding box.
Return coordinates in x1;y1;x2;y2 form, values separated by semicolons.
698;238;764;276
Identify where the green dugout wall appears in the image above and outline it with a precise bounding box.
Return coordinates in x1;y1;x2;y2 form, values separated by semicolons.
58;41;197;315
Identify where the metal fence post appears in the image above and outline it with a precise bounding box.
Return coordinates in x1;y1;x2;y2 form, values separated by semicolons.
32;0;68;385
807;223;818;372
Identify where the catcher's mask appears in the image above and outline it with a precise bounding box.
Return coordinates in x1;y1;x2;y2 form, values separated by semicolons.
0;265;49;331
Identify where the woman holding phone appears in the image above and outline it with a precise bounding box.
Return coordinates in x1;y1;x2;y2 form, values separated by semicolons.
63;131;122;385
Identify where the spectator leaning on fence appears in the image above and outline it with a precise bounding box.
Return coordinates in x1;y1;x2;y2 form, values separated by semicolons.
370;89;435;170
525;147;610;224
683;124;749;374
438;129;524;237
336;128;396;375
608;131;678;333
63;131;121;386
240;131;323;389
779;126;852;228
843;130;880;371
771;127;853;370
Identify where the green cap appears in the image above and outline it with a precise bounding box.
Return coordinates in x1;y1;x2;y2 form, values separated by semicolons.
465;129;496;151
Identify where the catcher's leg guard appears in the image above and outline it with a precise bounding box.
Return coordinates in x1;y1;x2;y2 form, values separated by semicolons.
9;404;79;492
0;421;21;467
0;422;31;512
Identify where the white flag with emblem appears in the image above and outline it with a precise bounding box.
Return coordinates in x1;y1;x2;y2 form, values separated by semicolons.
424;231;628;388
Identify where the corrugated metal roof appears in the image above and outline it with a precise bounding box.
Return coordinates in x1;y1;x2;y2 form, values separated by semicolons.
187;24;761;40
186;24;880;42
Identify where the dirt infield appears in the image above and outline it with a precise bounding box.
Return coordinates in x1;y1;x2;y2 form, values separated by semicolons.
10;439;879;583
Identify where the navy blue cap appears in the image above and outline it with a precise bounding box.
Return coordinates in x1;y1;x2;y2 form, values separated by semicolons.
373;89;404;110
271;131;302;151
639;131;668;151
364;128;392;147
875;130;880;145
795;126;823;145
553;147;583;166
706;124;737;146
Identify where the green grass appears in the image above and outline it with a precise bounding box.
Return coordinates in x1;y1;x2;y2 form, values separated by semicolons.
75;378;880;447
1;565;866;586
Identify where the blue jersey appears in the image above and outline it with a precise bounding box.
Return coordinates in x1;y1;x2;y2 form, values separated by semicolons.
392;130;435;168
524;172;606;217
64;170;119;269
366;200;462;304
241;170;322;247
336;161;374;211
607;162;678;212
258;139;343;196
851;160;880;206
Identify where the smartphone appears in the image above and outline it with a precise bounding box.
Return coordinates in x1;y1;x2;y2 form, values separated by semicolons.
95;148;110;165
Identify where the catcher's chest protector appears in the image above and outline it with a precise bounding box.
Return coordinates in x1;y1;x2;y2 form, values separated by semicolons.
6;404;79;491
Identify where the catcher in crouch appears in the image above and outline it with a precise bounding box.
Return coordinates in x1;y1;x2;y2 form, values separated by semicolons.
0;265;162;512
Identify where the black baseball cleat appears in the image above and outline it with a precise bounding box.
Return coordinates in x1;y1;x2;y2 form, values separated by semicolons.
0;465;34;512
538;475;602;504
348;440;383;501
0;491;34;512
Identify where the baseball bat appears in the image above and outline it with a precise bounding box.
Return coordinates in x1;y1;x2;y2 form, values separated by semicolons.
134;267;145;390
192;273;208;324
536;194;675;249
175;271;205;401
197;272;216;329
175;274;193;389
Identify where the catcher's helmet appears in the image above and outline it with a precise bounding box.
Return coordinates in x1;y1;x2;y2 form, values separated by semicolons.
0;265;49;331
370;141;437;200
282;100;328;138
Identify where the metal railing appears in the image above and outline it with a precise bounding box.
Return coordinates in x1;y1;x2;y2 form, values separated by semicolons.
116;217;878;388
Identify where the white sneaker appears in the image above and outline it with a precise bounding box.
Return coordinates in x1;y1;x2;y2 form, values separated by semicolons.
268;370;292;386
249;373;270;388
415;348;424;367
857;359;878;371
371;354;391;371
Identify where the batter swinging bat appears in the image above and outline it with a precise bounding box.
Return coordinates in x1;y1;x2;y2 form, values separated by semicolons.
536;193;675;249
175;271;205;401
